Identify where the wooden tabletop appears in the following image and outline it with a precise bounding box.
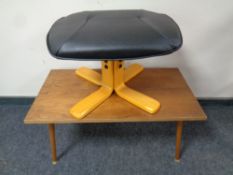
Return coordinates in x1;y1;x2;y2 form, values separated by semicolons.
24;68;207;124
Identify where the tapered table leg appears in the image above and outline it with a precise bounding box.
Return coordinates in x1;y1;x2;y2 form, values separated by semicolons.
48;124;57;165
175;121;184;162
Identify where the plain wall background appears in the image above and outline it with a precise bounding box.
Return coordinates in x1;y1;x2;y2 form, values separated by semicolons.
1;0;233;97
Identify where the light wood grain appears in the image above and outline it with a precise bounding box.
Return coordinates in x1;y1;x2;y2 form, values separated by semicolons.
24;68;207;124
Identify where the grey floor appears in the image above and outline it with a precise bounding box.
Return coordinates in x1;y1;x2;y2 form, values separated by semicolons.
0;100;233;175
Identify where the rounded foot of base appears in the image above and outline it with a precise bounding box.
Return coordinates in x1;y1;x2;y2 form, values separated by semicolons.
52;161;57;165
175;159;180;163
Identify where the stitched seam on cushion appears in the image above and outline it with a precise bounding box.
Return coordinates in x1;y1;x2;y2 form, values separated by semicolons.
137;16;176;49
55;14;91;56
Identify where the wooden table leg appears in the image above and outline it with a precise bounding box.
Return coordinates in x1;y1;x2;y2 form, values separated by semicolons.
48;124;57;165
175;121;184;162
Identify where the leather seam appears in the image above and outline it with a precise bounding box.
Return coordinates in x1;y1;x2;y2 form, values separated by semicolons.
55;15;91;56
137;16;176;49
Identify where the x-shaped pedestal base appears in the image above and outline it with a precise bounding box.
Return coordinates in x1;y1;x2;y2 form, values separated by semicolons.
70;61;160;119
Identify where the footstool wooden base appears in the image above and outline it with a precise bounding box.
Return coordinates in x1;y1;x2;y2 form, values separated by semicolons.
71;61;160;119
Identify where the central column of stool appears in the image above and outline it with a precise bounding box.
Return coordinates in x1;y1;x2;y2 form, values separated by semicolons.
70;61;160;119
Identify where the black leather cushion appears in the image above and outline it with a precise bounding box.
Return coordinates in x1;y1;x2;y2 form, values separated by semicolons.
47;10;182;60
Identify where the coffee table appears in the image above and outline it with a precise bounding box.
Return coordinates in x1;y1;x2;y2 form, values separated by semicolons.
24;68;207;164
